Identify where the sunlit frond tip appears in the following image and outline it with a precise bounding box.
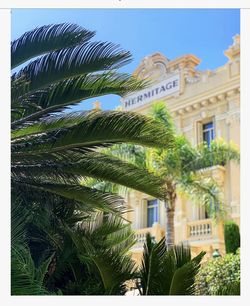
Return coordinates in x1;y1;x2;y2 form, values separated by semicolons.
11;23;96;69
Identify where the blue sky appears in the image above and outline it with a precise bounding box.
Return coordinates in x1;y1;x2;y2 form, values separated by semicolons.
11;9;240;110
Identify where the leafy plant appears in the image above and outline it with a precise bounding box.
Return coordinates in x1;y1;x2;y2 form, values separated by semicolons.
11;199;54;295
67;213;137;294
136;233;205;295
224;221;240;254
195;249;240;295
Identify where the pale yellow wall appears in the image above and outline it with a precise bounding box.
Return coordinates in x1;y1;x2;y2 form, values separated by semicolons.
121;35;240;260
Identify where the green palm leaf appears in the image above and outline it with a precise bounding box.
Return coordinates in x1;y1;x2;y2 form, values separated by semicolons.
12;23;95;69
12;151;166;199
137;234;205;295
11;200;53;295
168;248;205;295
139;234;166;295
12;41;132;98
178;174;224;219
69;215;137;294
11;25;176;295
13;180;124;213
12;72;146;119
12;111;174;156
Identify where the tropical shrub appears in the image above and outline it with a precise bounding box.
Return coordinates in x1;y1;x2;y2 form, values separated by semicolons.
135;233;205;295
224;221;240;254
195;249;240;295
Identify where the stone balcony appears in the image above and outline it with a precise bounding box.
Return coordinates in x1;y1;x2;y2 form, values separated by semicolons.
132;222;165;251
196;165;226;187
187;219;213;241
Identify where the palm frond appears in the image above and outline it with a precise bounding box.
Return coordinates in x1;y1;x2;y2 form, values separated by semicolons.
169;260;201;295
150;101;175;134
139;234;166;295
183;139;240;173
137;234;205;295
12;179;124;213
12;23;95;69
12;111;174;155
11;198;53;295
12;41;132;98
12;72;146;119
67;215;137;294
12;151;166;199
178;174;225;219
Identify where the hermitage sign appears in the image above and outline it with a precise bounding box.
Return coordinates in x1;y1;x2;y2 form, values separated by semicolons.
121;74;180;111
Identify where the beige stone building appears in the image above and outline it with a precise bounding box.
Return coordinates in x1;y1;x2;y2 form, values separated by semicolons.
120;35;240;262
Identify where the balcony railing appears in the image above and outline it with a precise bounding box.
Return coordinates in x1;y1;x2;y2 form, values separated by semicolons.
133;223;165;249
187;219;213;240
134;229;154;245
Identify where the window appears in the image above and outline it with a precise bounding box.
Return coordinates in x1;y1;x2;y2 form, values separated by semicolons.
205;209;210;219
202;121;214;147
147;199;158;227
199;200;219;220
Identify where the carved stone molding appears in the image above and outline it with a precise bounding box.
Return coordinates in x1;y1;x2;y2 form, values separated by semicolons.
201;99;209;107
173;88;239;117
217;93;226;101
226;113;240;125
185;106;193;112
226;89;238;98
209;97;218;104
193;102;201;109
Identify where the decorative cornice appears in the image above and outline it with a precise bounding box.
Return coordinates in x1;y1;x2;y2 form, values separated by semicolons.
172;87;239;117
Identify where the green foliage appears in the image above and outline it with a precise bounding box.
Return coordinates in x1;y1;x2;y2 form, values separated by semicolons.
68;213;137;295
224;221;240;254
137;233;205;295
11;199;53;295
12;194;137;295
11;23;95;69
11;24;175;295
195;249;240;295
11;23;174;218
105;102;240;248
149;104;239;219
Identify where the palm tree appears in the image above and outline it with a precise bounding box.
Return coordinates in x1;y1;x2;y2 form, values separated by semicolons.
135;233;205;295
11;24;175;295
11;24;174;215
67;212;138;295
149;102;240;248
107;102;240;249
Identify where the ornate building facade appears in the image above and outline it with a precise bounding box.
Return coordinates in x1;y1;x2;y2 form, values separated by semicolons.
120;35;240;262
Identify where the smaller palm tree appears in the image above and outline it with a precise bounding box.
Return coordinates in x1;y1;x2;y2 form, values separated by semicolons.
135;233;205;295
106;102;240;249
148;102;240;248
65;212;138;295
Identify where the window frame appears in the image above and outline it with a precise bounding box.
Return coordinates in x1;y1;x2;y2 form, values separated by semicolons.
196;116;216;147
202;121;215;147
147;199;159;228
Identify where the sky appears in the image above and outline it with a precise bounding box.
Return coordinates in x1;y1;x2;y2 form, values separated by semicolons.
11;9;240;110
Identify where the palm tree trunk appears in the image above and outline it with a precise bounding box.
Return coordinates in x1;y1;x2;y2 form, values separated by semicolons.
164;200;175;249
